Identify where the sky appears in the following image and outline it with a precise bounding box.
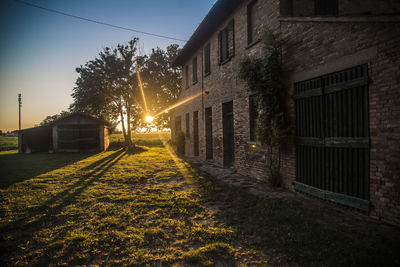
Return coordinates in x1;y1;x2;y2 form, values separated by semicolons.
0;0;215;131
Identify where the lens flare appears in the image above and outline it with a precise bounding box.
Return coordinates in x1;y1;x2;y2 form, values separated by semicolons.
136;65;148;113
145;115;154;123
155;91;205;117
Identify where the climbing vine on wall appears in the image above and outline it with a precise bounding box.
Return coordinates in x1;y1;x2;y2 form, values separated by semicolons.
238;29;291;185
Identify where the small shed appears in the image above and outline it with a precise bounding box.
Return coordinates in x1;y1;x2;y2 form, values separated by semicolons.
18;113;109;153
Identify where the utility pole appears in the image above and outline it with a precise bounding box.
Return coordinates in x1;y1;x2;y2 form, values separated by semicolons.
18;93;22;130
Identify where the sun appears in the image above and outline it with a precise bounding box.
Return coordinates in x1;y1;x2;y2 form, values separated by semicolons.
145;115;154;123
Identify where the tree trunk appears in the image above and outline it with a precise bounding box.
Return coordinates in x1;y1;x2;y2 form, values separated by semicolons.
119;107;128;146
126;104;133;147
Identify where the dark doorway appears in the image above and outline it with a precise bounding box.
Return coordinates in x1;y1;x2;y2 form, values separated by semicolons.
193;111;199;156
20;125;52;153
205;107;213;160
58;125;100;150
175;116;182;136
223;101;234;166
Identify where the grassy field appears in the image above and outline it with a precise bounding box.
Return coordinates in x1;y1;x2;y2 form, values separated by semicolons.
0;132;166;151
0;133;399;266
109;132;167;147
0;136;18;151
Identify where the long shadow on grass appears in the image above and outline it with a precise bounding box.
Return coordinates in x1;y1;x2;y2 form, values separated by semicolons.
0;149;127;234
0;149;130;265
0;152;93;188
189;166;400;266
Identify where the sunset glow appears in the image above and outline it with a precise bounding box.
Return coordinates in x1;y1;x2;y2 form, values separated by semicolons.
145;115;154;123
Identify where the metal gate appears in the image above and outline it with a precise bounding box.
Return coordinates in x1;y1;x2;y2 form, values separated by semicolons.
58;124;100;150
293;64;370;211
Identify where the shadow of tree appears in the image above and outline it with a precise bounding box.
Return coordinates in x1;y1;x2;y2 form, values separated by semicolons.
80;149;126;171
0;152;94;188
0;149;127;232
0;149;128;263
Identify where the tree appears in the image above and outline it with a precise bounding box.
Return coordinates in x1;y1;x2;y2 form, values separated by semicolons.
70;40;181;147
238;29;291;186
136;44;182;130
40;110;71;126
71;39;142;148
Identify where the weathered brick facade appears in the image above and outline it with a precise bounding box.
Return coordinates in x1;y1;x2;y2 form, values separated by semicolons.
281;19;400;224
172;0;400;225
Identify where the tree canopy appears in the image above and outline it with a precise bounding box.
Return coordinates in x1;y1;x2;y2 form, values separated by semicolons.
136;44;181;129
40;110;71;126
70;39;181;146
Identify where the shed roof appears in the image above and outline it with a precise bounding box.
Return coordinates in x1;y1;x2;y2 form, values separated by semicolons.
52;112;108;126
19;112;108;133
173;0;244;66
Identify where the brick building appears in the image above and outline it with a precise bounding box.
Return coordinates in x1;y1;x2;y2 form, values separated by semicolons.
171;0;400;224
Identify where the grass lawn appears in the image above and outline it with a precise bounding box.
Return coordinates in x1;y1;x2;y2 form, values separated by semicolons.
0;136;18;151
110;132;168;146
0;133;399;266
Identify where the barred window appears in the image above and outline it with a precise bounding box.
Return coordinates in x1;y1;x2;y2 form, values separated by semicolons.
247;0;259;45
218;20;235;64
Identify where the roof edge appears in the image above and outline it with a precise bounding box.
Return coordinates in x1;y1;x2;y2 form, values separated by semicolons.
173;0;244;67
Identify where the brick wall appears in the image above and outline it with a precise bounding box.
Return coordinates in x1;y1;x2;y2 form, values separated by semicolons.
172;0;400;225
281;20;400;225
280;0;400;17
174;0;281;172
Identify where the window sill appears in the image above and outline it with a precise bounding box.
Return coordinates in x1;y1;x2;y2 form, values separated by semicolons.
192;81;198;85
219;57;233;66
246;39;260;49
204;72;211;77
279;15;400;23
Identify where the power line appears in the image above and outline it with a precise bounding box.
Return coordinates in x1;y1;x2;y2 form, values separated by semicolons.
14;0;188;42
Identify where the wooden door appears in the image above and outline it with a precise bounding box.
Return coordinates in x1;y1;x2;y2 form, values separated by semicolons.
223;101;234;166
294;65;370;211
193;111;199;156
205;107;213;160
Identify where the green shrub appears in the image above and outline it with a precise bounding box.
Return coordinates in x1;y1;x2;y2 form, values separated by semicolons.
266;168;282;187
